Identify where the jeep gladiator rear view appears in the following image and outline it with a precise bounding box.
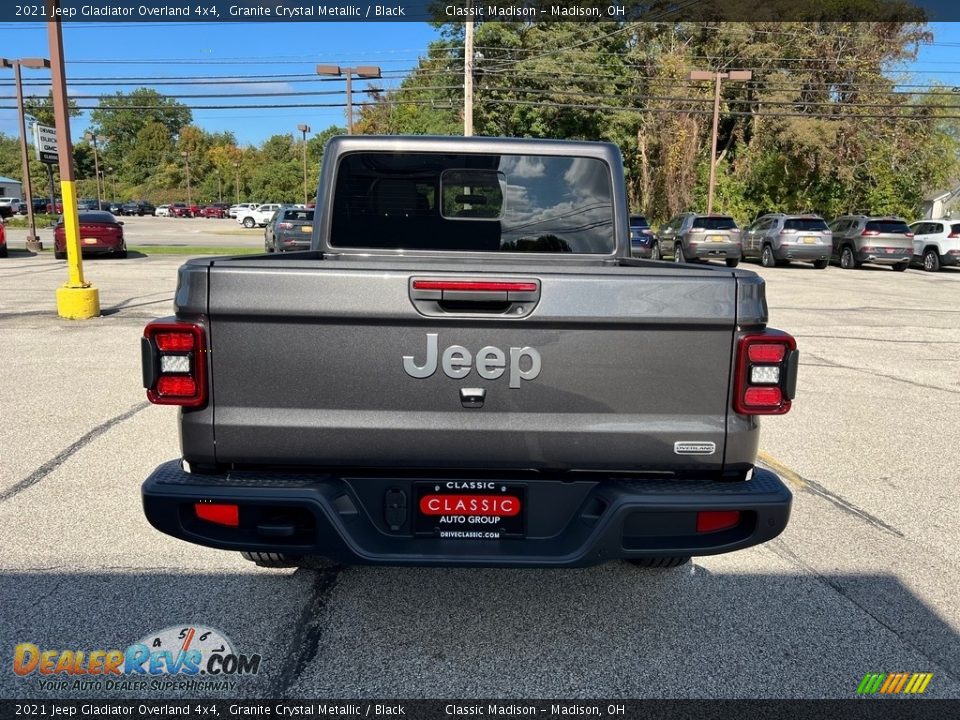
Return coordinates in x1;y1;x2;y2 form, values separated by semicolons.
140;136;797;568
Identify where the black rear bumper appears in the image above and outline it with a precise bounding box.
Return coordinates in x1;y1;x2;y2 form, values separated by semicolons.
142;461;791;567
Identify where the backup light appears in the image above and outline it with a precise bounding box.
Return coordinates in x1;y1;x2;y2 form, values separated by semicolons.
160;355;191;373
750;365;781;384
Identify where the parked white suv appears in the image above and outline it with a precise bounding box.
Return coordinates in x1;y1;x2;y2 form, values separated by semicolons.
237;203;282;228
155;204;171;217
910;219;960;272
0;197;21;216
229;202;258;219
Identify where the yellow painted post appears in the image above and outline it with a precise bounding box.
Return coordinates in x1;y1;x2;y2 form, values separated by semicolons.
47;0;99;319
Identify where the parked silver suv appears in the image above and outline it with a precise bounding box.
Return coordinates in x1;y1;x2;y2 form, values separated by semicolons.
655;213;741;267
742;214;831;269
828;215;913;271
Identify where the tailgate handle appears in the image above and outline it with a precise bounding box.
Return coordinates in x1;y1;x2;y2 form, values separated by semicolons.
410;278;540;317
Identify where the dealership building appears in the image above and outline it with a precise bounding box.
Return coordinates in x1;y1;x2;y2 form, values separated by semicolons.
0;175;23;198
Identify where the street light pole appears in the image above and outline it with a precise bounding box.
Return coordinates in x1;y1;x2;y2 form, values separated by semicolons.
316;65;381;135
1;56;50;251
689;69;752;215
297;123;310;205
84;132;104;208
234;161;241;204
181;150;192;207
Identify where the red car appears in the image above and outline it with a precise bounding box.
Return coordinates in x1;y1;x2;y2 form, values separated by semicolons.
53;211;127;259
0;222;7;257
169;202;192;218
201;203;230;218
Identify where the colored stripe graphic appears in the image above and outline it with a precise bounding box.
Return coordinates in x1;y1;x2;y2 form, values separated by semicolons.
857;672;933;695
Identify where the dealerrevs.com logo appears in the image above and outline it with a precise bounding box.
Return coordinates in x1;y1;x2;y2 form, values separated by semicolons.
13;625;261;692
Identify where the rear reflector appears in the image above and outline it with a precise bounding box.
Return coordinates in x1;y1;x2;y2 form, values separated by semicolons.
696;510;741;533
195;503;239;527
412;280;538;293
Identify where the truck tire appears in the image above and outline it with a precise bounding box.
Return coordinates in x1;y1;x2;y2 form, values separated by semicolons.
673;243;686;263
813;258;829;269
725;257;740;268
240;551;302;568
922;249;940;272
629;557;691;569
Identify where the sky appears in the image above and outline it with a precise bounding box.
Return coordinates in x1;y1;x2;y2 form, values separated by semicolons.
1;20;959;148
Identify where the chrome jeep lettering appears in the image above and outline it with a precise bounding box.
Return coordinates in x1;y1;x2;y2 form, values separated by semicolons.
403;335;541;387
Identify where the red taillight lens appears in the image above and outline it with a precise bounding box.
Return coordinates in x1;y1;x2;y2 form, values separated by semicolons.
861;229;879;236
948;233;959;239
696;510;741;533
156;375;197;397
155;332;195;352
278;222;293;230
734;332;797;415
143;321;207;407
744;386;782;406
747;343;786;363
412;280;538;293
194;503;239;527
905;232;914;238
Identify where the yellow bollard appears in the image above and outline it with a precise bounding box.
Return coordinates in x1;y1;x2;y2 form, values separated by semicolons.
55;179;100;319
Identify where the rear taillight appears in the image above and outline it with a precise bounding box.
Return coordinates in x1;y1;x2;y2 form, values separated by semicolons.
861;229;879;236
948;233;959;239
142;321;207;407
733;332;798;415
905;232;914;238
278;222;293;230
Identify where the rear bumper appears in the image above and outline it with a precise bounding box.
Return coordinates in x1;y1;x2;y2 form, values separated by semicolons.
689;244;741;259
142;461;792;567
773;244;829;261
857;251;911;265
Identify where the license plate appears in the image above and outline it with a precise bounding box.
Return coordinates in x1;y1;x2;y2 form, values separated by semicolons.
82;238;98;245
708;235;724;242
300;225;312;233
415;482;525;539
802;236;816;244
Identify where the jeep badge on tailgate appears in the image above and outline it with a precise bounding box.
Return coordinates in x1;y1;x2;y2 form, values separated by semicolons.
403;333;542;388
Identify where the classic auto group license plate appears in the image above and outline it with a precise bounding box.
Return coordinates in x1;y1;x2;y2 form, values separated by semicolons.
415;482;525;538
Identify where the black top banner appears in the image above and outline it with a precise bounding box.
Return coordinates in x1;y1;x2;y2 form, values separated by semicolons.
1;0;956;23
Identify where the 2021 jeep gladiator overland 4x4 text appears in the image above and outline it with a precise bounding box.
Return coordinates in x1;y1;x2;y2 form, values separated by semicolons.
140;136;797;568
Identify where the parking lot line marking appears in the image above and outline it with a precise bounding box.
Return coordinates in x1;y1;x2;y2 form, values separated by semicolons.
757;450;805;489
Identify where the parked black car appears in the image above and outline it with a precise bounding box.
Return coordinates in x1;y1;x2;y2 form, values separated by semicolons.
121;200;156;216
18;197;50;215
629;214;658;259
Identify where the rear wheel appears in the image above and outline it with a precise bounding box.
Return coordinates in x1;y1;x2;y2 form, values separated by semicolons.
760;244;776;268
673;243;686;263
840;246;860;270
115;250;127;259
725;257;740;268
54;250;66;260
893;261;909;272
923;249;940;272
813;258;829;269
629;557;691;569
650;243;661;261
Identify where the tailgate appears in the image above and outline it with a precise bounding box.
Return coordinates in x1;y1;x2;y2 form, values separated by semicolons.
205;264;738;472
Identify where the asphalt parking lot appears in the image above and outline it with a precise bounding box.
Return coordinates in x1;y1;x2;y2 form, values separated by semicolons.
1;234;958;700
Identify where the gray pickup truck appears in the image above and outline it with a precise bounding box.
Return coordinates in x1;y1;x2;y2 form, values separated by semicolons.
141;136;797;569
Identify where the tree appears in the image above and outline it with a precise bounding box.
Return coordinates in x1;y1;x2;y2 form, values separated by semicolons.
89;89;191;166
23;91;80;128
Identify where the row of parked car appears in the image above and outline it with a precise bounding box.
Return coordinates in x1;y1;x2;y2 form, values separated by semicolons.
629;212;960;272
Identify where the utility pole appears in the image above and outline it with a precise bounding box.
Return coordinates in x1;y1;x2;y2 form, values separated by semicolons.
180;150;192;207
84;132;104;208
689;69;752;215
297;123;310;205
316;65;381;135
464;20;474;136
216;169;222;203
1;56;50;251
234;161;241;203
47;0;99;319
